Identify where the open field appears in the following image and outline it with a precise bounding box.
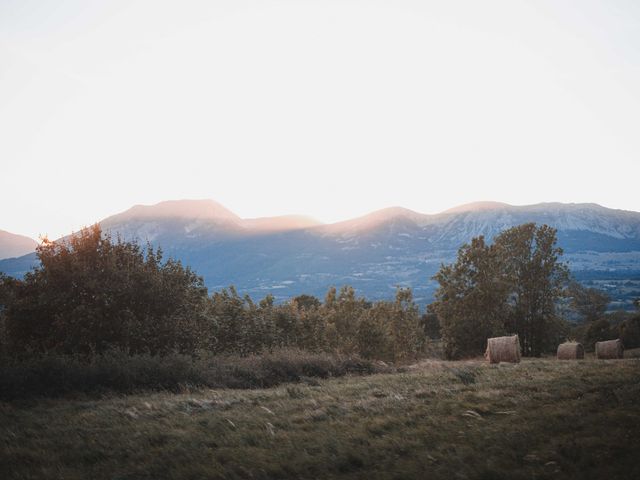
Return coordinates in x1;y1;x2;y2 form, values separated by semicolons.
2;357;639;480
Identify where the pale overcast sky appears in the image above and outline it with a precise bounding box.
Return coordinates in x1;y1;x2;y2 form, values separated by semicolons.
1;0;639;240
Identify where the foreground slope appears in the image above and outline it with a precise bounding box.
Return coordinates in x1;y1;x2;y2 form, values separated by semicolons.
2;358;639;479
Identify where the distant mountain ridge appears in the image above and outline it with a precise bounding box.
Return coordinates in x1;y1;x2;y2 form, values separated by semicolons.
0;230;38;260
101;200;322;242
1;200;639;308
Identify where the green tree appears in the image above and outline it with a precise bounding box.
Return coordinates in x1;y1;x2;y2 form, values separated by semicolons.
357;302;393;360
389;287;425;361
421;312;441;339
292;294;321;311
584;318;616;350
431;236;509;359
323;286;368;354
567;282;610;323
272;302;301;349
207;286;255;354
495;224;569;356
0;272;20;357
5;225;208;355
431;224;569;359
619;314;640;349
290;296;327;352
296;306;328;352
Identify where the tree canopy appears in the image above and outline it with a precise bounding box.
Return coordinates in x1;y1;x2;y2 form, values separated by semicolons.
0;226;426;362
4;225;208;355
431;223;569;359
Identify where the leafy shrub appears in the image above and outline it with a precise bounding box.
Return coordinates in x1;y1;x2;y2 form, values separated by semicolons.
0;349;386;400
619;315;640;349
196;349;384;389
0;350;201;399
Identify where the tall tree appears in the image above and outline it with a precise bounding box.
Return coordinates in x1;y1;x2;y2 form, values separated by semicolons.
208;286;256;354
357;302;394;360
431;224;569;359
567;281;610;323
389;287;425;361
0;272;20;356
323;286;368;354
430;236;509;359
357;287;425;362
495;224;569;356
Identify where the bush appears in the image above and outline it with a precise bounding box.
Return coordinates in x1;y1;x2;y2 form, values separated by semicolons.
196;349;383;389
583;318;617;351
0;350;201;400
620;315;640;349
0;349;386;400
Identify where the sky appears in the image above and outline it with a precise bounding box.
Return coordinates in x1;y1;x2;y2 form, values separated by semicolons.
1;0;639;240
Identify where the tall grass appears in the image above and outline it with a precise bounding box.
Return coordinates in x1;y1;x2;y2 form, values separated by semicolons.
2;358;639;479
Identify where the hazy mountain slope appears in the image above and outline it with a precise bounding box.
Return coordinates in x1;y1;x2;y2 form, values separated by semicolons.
100;199;322;246
1;200;639;308
0;230;38;260
420;203;640;249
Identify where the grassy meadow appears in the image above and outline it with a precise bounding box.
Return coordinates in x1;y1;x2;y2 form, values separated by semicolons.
2;356;639;480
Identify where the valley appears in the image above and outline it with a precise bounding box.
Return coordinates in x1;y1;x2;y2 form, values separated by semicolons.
2;200;640;308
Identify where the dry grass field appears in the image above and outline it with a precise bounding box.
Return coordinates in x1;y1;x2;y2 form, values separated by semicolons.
2;356;639;480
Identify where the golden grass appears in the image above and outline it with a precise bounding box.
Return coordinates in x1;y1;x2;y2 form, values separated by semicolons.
1;357;639;479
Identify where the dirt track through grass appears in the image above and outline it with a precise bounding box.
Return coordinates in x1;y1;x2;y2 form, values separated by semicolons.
2;358;639;479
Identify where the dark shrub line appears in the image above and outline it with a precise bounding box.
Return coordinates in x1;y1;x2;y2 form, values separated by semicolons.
0;349;387;401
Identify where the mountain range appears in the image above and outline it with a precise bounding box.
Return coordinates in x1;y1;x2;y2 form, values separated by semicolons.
0;230;38;260
1;200;640;308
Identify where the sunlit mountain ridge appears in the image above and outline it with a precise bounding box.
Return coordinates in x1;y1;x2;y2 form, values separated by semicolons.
0;230;38;260
1;200;639;308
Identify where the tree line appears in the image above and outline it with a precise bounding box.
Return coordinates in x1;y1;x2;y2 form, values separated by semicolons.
430;223;639;358
1;223;638;363
0;226;425;362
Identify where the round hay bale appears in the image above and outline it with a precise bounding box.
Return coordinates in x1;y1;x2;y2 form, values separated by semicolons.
485;335;521;364
595;339;624;359
557;342;584;360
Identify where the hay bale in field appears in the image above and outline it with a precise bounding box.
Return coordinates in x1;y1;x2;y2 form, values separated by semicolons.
557;342;584;360
485;335;521;364
595;339;624;359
